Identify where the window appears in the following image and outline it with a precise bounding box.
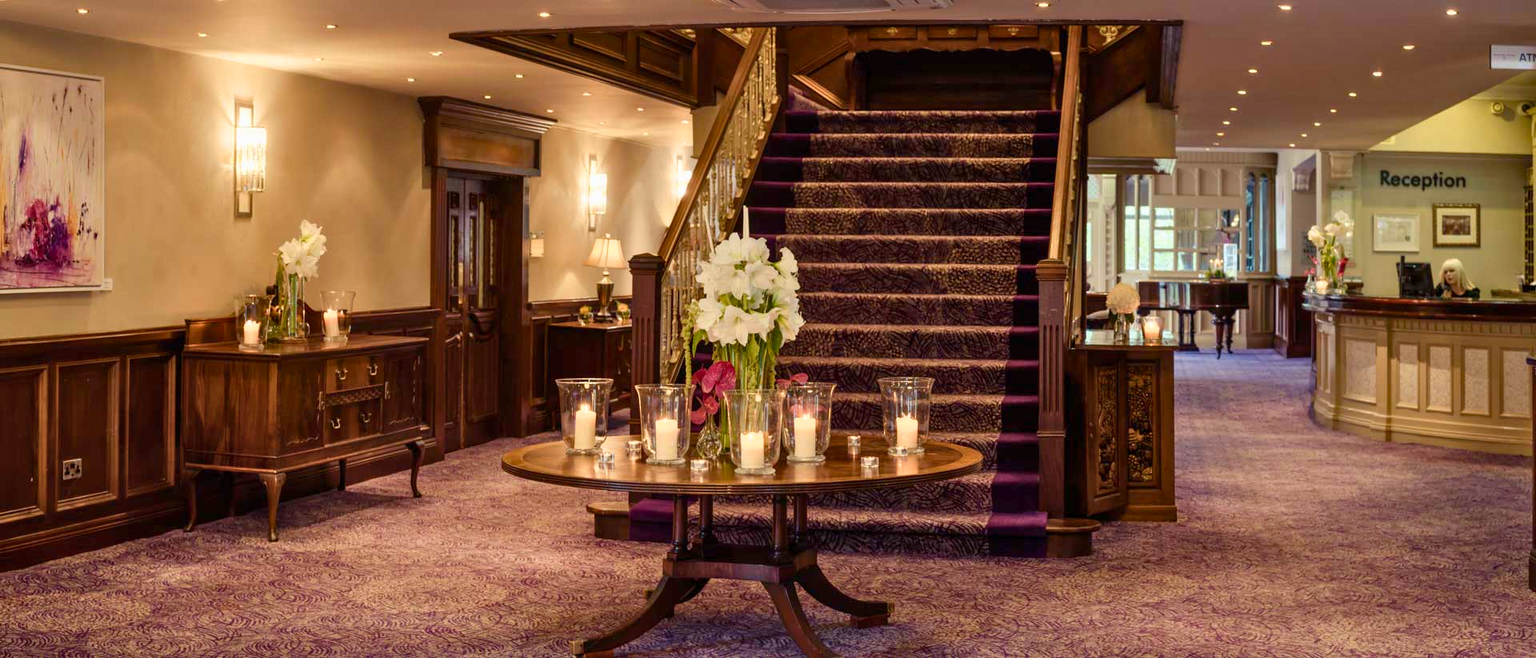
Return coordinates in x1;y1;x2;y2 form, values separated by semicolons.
1242;172;1272;274
1122;174;1199;274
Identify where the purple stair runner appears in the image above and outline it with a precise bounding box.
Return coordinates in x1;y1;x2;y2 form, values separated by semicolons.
633;99;1058;557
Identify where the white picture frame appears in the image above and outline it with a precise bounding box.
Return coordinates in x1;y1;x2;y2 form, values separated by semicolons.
1372;213;1420;253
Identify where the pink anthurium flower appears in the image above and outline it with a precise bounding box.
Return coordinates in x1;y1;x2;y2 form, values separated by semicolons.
777;372;808;389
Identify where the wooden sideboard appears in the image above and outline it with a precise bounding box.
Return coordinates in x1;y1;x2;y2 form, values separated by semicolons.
181;335;430;541
547;320;633;411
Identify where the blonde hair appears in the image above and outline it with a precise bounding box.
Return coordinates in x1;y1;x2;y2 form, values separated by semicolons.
1438;258;1475;292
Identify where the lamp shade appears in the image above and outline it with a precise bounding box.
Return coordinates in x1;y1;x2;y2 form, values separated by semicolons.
584;235;626;270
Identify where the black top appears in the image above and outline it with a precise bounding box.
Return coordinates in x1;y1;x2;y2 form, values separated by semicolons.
1434;283;1481;300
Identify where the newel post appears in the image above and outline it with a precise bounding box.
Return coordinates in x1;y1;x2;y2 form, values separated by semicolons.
1036;258;1068;519
629;253;665;436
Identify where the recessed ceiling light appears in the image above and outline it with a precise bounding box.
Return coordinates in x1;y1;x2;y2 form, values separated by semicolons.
1445;8;1458;16
1277;4;1292;10
1329;108;1338;113
1260;40;1274;46
1222;120;1231;125
582;92;592;96
1402;44;1416;50
642;132;650;136
515;74;524;79
599;121;606;126
636;107;645;112
76;8;88;14
1348;92;1358;97
197;32;208;37
1289;143;1297;147
325;24;338;30
1301;133;1309;137
539;11;551;18
1036;1;1051;7
1248;68;1259;74
1213;142;1221;146
1237;90;1248;95
407;77;416;82
1217;132;1226;136
681;119;690;125
430;51;443;57
1313;121;1322;126
483;95;492;100
314;57;325;62
546;109;554;113
1372;70;1383;77
1229;107;1239;112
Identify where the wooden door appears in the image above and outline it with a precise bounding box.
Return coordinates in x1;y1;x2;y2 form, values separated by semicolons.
443;175;505;450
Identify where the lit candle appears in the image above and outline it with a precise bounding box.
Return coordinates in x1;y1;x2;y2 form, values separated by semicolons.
242;319;261;346
1315;279;1330;294
1143;316;1163;343
323;309;341;337
573;404;597;450
896;415;919;449
741;206;750;238
793;414;817;459
740;431;765;469
654;418;679;461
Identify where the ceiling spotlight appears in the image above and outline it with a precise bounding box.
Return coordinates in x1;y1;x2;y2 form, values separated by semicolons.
539;11;551;18
430;51;443;57
642;132;650;136
515;74;524;79
1248;68;1259;74
1237;90;1248;95
1445;8;1458;16
1289;143;1297;147
1277;4;1292;10
1213;142;1221;146
483;95;492;100
1402;44;1416;50
314;57;324;62
1372;70;1383;77
599;121;606;126
197;32;209;37
1229;107;1239;112
76;8;89;14
1313;121;1322;126
582;92;592;96
1217;132;1226;136
1222;120;1231;125
1301;133;1309;137
325;24;338;30
636;107;645;112
1348;91;1358;97
682;119;691;125
1260;40;1274;46
407;77;416;82
546;109;554;113
1036;1;1051;7
1329;108;1338;113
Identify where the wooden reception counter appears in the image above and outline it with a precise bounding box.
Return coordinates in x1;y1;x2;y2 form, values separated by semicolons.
1303;294;1536;455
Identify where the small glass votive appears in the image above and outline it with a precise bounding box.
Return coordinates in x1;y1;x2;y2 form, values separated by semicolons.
725;389;786;476
786;382;835;464
597;451;616;464
320;290;356;345
236;293;271;352
889;445;911;457
626;439;643;456
860;456;879;469
879;377;934;456
846;435;861;452
557;378;613;456
636;383;693;466
689;459;710;472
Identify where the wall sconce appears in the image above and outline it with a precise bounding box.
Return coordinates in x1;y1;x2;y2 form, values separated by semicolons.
529;231;545;258
234;99;267;218
587;154;607;232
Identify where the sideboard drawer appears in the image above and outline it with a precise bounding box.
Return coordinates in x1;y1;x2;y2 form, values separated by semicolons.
868;26;917;40
326;355;381;392
929;25;977;40
325;399;382;445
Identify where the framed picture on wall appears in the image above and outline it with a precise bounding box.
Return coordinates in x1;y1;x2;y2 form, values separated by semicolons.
1372;213;1420;253
1432;203;1481;247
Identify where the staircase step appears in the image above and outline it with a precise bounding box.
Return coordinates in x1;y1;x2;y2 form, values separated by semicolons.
833;392;1039;433
783;109;1061;135
722;471;996;513
755;156;1057;183
766;132;1060;158
751;207;1052;237
800;292;1038;326
767;235;1047;265
798;263;1037;295
747;181;1054;209
783;324;1038;360
778;356;1038;395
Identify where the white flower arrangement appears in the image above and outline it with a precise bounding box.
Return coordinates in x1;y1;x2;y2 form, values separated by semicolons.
1106;282;1141;316
278;220;327;279
687;232;804;391
1308;211;1353;293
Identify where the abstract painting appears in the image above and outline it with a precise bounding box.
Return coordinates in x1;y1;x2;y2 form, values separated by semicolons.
0;64;104;293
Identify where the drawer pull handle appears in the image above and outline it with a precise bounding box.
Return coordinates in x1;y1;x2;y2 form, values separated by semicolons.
336;367;349;381
360;412;373;424
330;418;342;430
368;363;380;377
385;382;392;400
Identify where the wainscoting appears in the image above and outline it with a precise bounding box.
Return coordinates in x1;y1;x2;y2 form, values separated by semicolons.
0;307;443;570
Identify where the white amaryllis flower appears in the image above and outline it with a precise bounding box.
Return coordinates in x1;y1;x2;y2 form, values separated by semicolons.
686;228;806;392
278;220;327;278
1307;225;1325;247
1106;282;1141;315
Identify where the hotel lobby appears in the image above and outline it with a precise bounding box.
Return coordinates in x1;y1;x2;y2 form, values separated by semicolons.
1;1;1535;656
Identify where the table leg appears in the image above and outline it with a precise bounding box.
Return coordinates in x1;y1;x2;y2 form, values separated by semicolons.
571;576;706;657
798;564;893;628
182;469;199;532
764;582;836;658
699;496;716;545
258;472;286;542
406;440;425;498
771;495;790;563
793;495;808;546
669;496;690;560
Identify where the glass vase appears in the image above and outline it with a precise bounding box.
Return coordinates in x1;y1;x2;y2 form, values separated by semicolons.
320;290;356;345
694;415;722;460
637;384;692;466
725;389;785;476
557;378;613;456
785;382;835;464
879;377;933;455
236;294;271;352
275;270;309;343
1113;314;1132;343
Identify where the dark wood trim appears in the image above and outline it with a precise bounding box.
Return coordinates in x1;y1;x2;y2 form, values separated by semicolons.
525;294;634;434
1272;276;1313;359
628;254;665;438
452;20;1185;40
1084;22;1156;122
420;97;554;177
418;96;557;137
503;179;536;438
1154;25;1180;110
1302;293;1536;322
452;30;706;108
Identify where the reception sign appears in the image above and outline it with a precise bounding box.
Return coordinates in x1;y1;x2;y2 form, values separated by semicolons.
1490;45;1536;70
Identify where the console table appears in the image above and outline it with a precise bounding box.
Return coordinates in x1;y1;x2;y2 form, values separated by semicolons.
502;436;982;657
181;335;430;541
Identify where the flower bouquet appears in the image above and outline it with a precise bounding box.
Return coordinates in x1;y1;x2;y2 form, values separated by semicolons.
271;220;327;342
1307;211;1354;294
1106;282;1140;343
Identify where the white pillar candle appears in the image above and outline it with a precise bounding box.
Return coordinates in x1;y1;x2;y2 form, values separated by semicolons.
574;404;597;450
740;431;765;469
741;206;750;238
896;415;919;449
323;309;341;337
242;319;261;345
655;418;679;461
1143;316;1163;342
793;414;817;459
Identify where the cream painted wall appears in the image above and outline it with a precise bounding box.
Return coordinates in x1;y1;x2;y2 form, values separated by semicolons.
1274;149;1320;278
528;126;687;301
1352;153;1528;297
1087;89;1177;159
0;21;430;340
1372;96;1534;156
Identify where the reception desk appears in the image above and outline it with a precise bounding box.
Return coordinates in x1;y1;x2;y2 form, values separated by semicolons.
1304;294;1536;455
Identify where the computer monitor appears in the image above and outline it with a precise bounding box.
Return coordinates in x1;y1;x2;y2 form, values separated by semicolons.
1397;256;1434;298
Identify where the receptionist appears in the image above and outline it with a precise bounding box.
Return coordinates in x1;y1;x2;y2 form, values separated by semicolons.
1435;258;1480;300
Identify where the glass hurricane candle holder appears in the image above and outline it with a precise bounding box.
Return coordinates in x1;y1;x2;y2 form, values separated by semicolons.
1141;315;1164;345
236;294;271;352
785;382;835;464
557;378;612;456
725;389;785;476
636;383;692;465
320;290;356;345
878;377;934;456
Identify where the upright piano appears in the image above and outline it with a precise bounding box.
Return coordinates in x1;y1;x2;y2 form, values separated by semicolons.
1137;280;1250;358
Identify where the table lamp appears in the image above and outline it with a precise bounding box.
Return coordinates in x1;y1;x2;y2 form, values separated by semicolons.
584;234;625;322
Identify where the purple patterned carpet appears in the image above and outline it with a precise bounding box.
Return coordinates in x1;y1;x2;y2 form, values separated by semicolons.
3;350;1534;656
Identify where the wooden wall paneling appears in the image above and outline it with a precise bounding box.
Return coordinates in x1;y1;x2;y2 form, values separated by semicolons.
502;178;536;438
54;358;121;512
453;30;706;108
1273;276;1313;358
0;365;47;526
1083;23;1154;122
125;353;176;496
526;295;635;434
785;26;855;110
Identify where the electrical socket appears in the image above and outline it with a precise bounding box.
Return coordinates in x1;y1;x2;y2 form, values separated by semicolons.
61;459;83;481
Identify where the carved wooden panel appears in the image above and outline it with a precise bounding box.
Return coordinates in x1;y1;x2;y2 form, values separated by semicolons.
0;365;46;525
459;30;704;107
277;359;324;453
1126;364;1156;487
55;358;120;511
637;33;689;83
1092;365;1119;497
125;353;175;496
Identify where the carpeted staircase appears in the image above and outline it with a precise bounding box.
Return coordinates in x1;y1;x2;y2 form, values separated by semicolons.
632;98;1062;557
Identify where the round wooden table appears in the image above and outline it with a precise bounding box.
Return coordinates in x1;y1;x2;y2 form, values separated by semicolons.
502;435;983;657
